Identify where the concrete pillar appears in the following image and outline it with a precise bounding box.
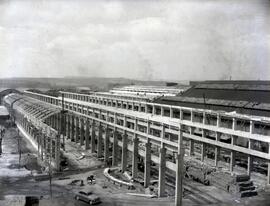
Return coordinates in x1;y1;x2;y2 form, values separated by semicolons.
112;129;118;166
104;126;110;165
232;118;236;130
66;115;70;139
189;127;194;156
215;132;221;167
247;140;253;176
202;112;206;124
250;120;254;134
189;140;194;156
121;132;128;172
97;123;102;158
179;109;183;120
55;134;61;171
144;140;151;188
161;107;164;116
158;146;166;197
175;125;184;206
80;118;84;146
40;133;44;161
201;143;206;162
217;114;221;127
152;105;155;115
230;151;235;172
91;121;96;153
70;115;74;141
161;124;165;139
247;155;253;176
132;135;139;178
75;117;79;143
268;144;270;185
230;135;237;172
85;119;90;150
214;147;220;167
190;110;194;122
170;107;173;118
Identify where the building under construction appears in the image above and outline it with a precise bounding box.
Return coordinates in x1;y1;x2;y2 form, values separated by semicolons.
1;81;270;205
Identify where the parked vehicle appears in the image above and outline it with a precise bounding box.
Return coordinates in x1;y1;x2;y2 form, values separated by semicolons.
74;190;101;205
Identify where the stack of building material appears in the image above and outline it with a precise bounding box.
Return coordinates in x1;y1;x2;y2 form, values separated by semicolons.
229;175;257;197
208;171;234;191
184;160;215;185
208;172;258;198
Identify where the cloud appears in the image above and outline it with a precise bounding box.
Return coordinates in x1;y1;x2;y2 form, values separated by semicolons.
0;0;269;80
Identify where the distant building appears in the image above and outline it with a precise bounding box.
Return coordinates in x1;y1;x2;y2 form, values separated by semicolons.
155;81;270;117
110;85;189;98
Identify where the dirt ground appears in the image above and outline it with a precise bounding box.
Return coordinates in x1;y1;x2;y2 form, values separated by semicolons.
1;123;270;206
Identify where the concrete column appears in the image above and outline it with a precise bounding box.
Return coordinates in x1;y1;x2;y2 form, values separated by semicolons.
175;125;184;206
75;117;79;143
250;120;254;134
190;110;194;122
189;140;194;156
70;115;74;141
97;123;103;158
161;107;164;116
80;118;84;146
201;143;206;162
214;147;220;167
268;143;270;185
232;118;236;130
202;112;206;124
121;132;128;172
230;135;237;172
215;132;221;167
217;114;221;127
230;151;235;172
91;121;96;153
158;146;166;197
152;105;155;115
66;115;70;139
55;134;61;171
112;129;118;166
247;140;253;176
170;107;173;118
85;119;90;150
40;133;44;161
144;140;151;188
161;124;165;139
179;109;183;120
189;127;194;156
132;135;139;178
104;126;110;165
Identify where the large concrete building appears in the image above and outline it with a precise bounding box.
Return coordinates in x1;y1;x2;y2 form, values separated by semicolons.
2;82;270;206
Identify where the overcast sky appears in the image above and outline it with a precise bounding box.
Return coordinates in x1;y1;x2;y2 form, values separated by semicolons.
0;0;269;81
